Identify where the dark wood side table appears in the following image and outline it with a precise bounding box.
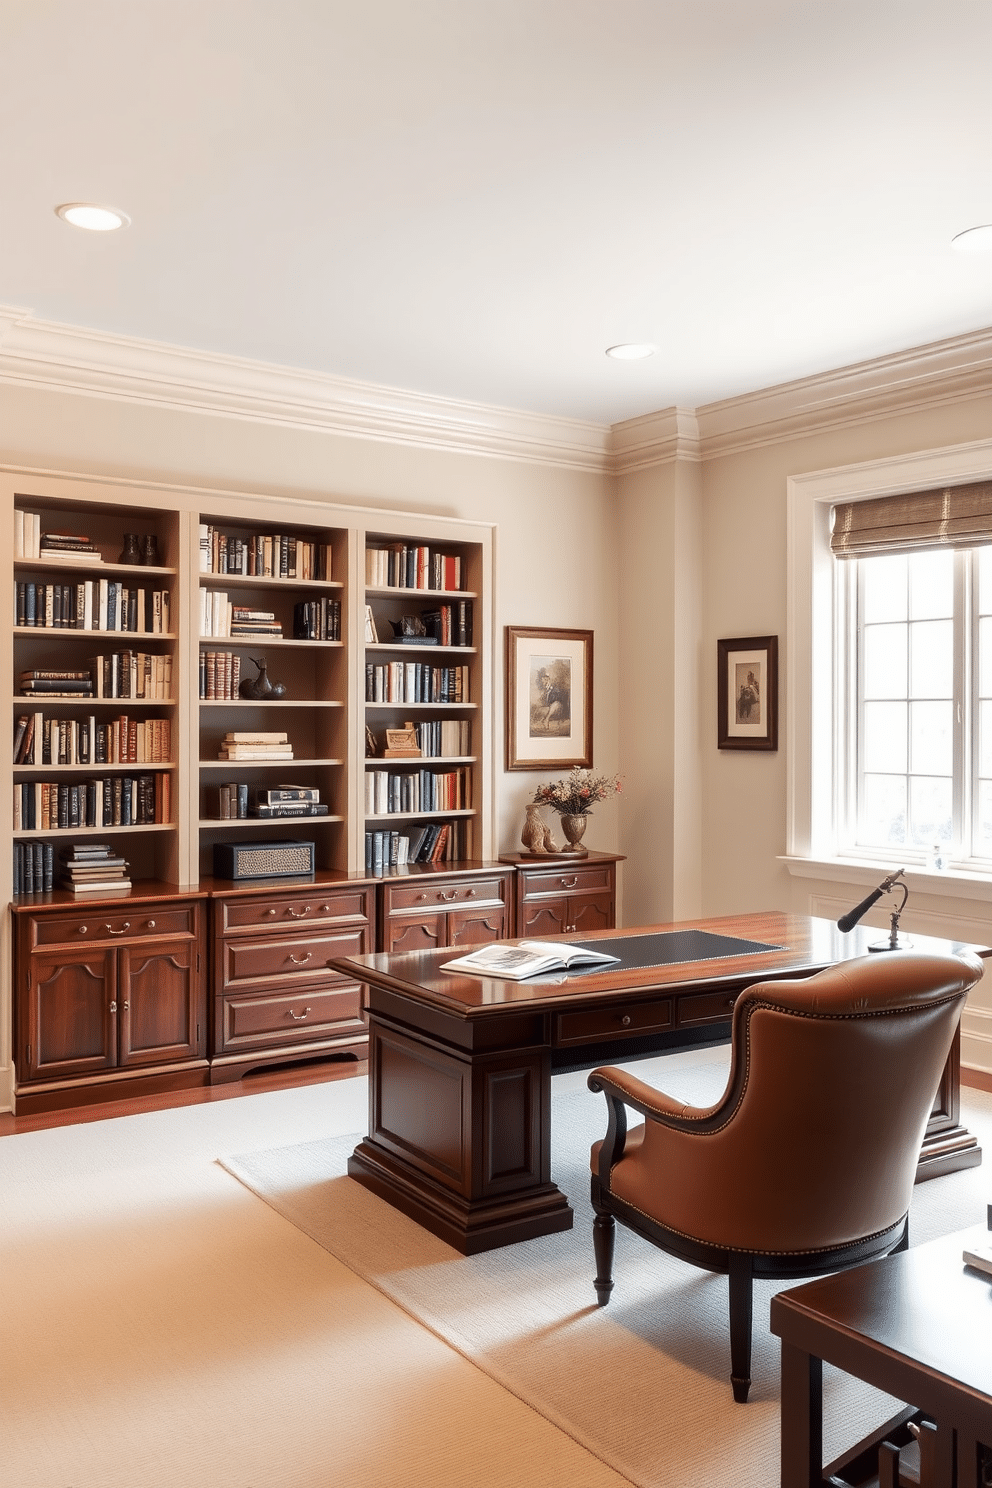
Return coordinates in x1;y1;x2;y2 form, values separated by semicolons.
771;1224;992;1488
499;850;622;938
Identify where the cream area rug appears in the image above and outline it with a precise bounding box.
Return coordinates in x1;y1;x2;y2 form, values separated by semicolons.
222;1066;992;1488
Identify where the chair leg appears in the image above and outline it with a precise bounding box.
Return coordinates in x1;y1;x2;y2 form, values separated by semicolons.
728;1253;754;1403
592;1212;616;1305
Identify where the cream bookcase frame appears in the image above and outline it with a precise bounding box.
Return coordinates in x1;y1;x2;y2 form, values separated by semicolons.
0;468;495;1110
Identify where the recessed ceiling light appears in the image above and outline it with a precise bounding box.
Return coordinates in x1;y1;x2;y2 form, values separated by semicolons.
605;343;656;361
56;202;130;232
951;224;992;253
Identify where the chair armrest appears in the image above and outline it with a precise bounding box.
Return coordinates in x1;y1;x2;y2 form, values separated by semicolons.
587;1065;712;1124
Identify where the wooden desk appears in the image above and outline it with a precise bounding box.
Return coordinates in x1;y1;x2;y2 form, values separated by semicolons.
333;912;987;1255
771;1225;992;1488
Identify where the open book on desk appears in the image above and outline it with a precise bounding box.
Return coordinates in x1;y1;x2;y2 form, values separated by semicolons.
440;940;620;981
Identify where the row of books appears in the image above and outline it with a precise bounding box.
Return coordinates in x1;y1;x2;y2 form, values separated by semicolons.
61;843;131;895
12;840;54;895
13;713;172;767
365;544;464;592
365;662;470;704
364;822;459;873
198;526;334;580
216;731;294;761
91;652;174;701
13;772;171;830
292;598;341;640
366;601;473;648
214;783;330;819
366;719;471;758
199;590;285;638
15;514;105;565
365;767;470;815
200;651;243;700
14;581;171;633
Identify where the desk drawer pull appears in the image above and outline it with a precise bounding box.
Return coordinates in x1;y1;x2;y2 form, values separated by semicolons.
560;876;578;888
286;1006;312;1021
287;952;312;965
438;891;457;902
286;906;311;919
105;922;130;936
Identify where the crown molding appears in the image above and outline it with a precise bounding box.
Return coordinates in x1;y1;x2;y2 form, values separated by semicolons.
695;325;992;460
0;305;612;473
607;406;701;472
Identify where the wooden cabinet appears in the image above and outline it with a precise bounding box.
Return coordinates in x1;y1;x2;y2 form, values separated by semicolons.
208;875;375;1082
502;852;622;939
12;888;207;1111
378;865;512;953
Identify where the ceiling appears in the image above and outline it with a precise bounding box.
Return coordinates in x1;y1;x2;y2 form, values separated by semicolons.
3;0;991;427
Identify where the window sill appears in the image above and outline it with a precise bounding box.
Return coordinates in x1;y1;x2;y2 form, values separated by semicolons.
779;854;992;903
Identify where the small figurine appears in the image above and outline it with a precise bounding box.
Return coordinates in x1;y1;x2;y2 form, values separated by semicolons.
521;804;558;855
239;657;286;700
394;615;428;637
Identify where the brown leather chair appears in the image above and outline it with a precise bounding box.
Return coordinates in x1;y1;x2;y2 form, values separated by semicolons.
588;950;984;1402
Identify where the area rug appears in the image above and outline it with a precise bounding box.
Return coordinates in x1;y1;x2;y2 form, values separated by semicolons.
221;1066;992;1488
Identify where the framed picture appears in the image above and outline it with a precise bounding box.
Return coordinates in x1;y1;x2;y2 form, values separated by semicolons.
717;635;778;751
506;626;593;771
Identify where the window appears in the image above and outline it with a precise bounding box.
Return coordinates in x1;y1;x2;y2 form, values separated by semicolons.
838;546;992;866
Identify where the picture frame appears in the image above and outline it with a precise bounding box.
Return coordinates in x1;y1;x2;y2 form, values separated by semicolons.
717;635;778;751
506;626;593;771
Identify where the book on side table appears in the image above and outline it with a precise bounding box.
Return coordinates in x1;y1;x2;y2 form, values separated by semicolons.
441;940;620;981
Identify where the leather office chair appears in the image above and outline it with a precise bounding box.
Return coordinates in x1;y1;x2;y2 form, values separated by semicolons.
587;950;984;1402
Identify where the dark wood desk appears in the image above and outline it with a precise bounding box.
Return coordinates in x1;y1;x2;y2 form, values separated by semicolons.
771;1224;992;1488
334;912;987;1254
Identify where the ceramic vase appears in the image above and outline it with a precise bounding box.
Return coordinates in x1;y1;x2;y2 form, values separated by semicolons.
558;813;588;856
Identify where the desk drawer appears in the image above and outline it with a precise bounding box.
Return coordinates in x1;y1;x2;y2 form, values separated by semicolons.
32;905;195;948
382;876;508;913
217;983;365;1053
220;926;370;991
678;988;740;1027
520;863;613;898
555;997;672;1047
218;888;373;934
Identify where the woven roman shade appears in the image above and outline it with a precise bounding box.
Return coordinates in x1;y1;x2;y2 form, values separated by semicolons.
831;480;992;558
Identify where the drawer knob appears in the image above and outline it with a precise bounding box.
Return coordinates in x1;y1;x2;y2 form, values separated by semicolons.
287;951;312;965
320;904;330;913
77;925;88;935
109;1000;117;1013
286;1006;312;1021
287;906;311;919
266;908;276;916
105;922;130;936
146;920;156;930
466;889;476;897
620;1015;631;1027
560;876;578;889
727;996;736;1008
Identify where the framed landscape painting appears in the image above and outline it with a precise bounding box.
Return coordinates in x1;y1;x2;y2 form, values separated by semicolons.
717;635;778;750
506;626;593;770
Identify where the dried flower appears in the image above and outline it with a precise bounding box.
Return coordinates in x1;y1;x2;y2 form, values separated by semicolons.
532;767;622;817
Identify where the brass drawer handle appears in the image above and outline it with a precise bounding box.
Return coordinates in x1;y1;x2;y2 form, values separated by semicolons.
560;876;579;889
286;1006;312;1020
286;906;311;919
105;922;131;936
287;952;312;964
438;891;457;902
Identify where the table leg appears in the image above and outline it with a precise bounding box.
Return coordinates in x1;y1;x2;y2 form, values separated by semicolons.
780;1341;822;1488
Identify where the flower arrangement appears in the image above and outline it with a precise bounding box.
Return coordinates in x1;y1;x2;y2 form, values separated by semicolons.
532;767;622;817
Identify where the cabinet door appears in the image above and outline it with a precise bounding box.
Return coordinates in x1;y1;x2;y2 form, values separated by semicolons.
568;894;614;936
446;904;507;948
384;913;445;954
516;896;569;939
21;948;118;1081
119;937;203;1068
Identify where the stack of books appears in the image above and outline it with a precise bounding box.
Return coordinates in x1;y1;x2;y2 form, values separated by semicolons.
19;669;94;698
39;531;104;563
217;731;294;761
60;843;132;895
251;785;329;818
230;605;283;638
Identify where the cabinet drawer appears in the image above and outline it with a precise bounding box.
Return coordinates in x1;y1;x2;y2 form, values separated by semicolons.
217;982;365;1053
220;925;371;991
383;876;508;912
31;905;196;949
555;997;672;1046
678;988;740;1027
218;888;373;934
519;864;613;898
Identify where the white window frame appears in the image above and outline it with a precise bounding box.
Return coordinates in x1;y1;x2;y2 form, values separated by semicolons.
785;436;992;890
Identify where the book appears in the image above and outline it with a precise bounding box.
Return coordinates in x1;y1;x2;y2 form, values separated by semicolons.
441;940;621;981
225;732;289;743
251;802;330;817
962;1238;992;1277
